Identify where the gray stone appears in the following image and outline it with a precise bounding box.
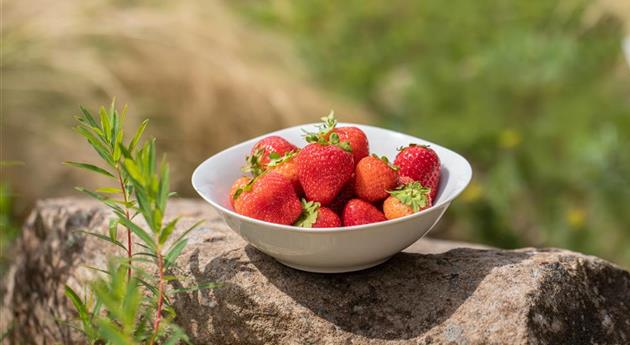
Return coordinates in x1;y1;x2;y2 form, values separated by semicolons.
2;198;630;344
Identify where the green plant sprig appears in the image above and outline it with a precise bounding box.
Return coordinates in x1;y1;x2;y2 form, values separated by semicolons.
65;100;209;344
65;99;147;280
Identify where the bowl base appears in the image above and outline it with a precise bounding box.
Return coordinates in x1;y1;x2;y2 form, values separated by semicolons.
276;256;392;273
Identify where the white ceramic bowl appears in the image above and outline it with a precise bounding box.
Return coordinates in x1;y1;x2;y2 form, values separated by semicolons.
192;123;472;273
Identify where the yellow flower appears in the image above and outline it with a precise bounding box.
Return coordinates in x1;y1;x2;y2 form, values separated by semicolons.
498;129;522;149
566;207;586;229
462;181;482;202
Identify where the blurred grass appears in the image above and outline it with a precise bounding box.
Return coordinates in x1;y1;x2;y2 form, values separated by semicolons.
0;0;369;272
234;0;630;266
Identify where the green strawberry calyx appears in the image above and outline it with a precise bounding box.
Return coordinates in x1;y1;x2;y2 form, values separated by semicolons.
242;149;298;177
267;150;298;168
372;154;399;171
294;199;321;228
303;111;353;153
388;181;431;212
241;148;266;177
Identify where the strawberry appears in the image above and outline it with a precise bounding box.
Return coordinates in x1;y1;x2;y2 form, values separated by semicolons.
243;136;297;176
383;181;432;220
229;176;251;209
297;143;354;205
233;172;302;225
354;155;399;202
342;199;386;226
394;144;441;201
330;127;369;165
294;199;342;228
397;175;415;187
267;150;302;195
329;177;356;215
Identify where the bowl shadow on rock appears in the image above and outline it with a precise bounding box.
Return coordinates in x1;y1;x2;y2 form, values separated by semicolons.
176;244;531;342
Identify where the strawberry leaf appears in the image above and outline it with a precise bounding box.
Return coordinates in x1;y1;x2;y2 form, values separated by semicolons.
267;150;297;168
241;148;265;177
233;176;256;200
294;199;321;228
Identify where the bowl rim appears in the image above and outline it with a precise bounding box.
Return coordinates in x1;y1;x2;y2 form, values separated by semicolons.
191;122;472;233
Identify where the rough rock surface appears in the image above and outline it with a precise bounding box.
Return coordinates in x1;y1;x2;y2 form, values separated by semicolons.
2;198;630;344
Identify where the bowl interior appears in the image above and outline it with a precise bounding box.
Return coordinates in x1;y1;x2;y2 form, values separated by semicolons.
192;123;471;226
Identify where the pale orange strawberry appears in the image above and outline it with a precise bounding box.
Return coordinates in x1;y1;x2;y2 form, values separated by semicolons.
354;155;398;202
383;181;432;220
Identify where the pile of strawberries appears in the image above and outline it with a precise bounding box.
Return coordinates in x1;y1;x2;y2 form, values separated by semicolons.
229;113;441;228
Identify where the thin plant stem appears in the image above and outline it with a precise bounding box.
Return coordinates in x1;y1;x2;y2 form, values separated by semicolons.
150;250;165;345
116;166;133;281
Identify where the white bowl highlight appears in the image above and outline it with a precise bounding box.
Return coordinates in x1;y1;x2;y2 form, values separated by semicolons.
192;123;472;273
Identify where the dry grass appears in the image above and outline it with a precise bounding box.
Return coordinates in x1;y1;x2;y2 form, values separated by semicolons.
1;0;370;214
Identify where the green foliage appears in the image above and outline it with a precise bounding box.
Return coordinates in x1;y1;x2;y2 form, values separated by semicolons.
0;182;20;277
238;0;630;266
65;101;210;344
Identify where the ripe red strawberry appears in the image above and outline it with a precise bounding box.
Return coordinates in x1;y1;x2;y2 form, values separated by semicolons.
383;181;432;220
329;177;356;215
229;176;251;209
313;207;342;227
294;199;342;228
342;199;386;226
233;172;302;225
297;143;354;206
330;127;369;165
394;144;441;201
244;136;297;175
355;155;398;202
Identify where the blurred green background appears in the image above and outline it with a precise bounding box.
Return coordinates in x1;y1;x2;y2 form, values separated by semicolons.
2;0;630;269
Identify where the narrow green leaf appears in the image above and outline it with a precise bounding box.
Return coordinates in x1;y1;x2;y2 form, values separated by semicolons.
157;159;170;213
132;251;157;258
122;159;144;185
78;230;127;252
118;216;156;250
64;285;96;339
96;319;134;345
159;217;179;244
148;139;156;176
64;161;115;178
108;218;119;242
79;106;98;128
96;187;122;194
112;129;123;162
75;187;107;201
164;239;187;268
128;119;148;153
99;106;112;142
